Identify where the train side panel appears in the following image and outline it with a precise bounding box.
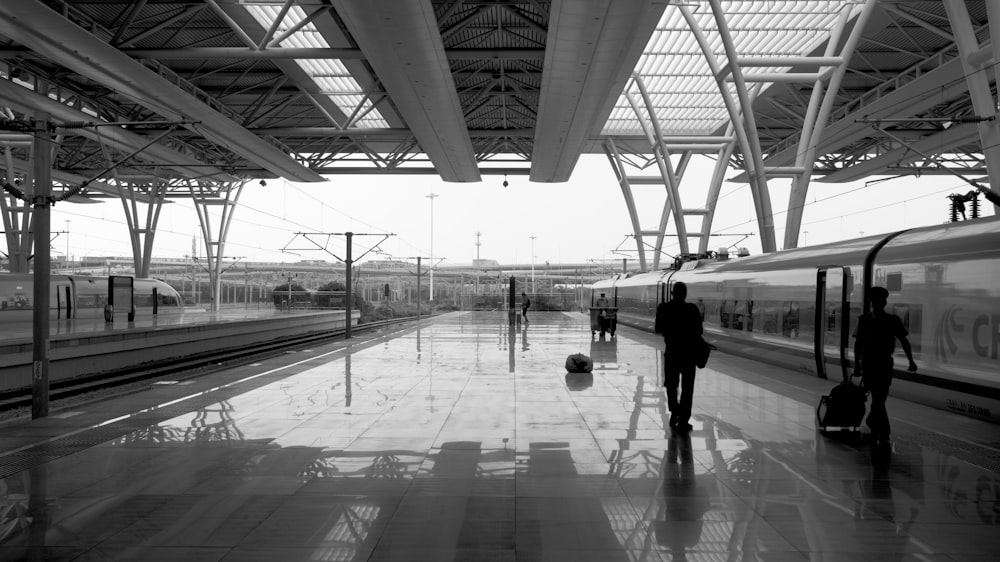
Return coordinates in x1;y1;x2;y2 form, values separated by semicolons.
589;217;1000;423
677;260;864;378
873;219;1000;419
0;274;183;323
0;274;75;320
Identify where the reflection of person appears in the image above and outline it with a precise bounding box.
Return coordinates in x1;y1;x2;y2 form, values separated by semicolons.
854;450;912;561
852;286;917;445
521;323;530;351
521;292;530;322
655;431;709;560
654;282;703;431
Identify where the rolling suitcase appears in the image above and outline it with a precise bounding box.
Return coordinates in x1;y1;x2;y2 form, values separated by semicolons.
816;377;867;433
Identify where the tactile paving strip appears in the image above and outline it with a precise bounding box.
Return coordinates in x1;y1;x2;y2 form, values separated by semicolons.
896;424;1000;474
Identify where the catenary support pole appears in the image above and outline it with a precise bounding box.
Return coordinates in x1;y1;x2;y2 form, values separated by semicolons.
345;231;353;339
31;113;52;419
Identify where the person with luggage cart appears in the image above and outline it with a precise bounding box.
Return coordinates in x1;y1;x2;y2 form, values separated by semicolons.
852;286;918;446
592;293;616;337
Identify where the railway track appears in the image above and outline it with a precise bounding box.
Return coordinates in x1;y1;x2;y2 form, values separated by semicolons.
0;316;420;414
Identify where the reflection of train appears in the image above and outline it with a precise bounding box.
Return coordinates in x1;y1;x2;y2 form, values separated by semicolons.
592;216;1000;423
0;273;183;321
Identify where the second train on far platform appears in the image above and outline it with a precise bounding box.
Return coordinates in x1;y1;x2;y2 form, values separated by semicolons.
0;273;184;322
592;216;1000;423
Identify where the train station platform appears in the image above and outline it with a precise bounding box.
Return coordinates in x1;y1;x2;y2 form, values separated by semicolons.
0;305;339;342
0;307;354;393
0;311;997;561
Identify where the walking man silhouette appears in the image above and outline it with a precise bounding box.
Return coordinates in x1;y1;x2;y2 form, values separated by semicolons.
852;286;917;445
654;282;703;432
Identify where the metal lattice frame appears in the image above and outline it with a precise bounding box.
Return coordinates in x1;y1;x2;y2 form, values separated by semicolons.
0;146;32;273
944;0;1000;200
677;2;777;254
784;0;878;250
606;0;885;259
189;179;247;312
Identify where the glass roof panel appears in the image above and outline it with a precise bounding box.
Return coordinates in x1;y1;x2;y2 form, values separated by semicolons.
245;5;388;128
604;0;864;136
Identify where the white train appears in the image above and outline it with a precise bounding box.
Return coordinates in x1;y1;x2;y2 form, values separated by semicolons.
0;273;183;321
592;216;1000;423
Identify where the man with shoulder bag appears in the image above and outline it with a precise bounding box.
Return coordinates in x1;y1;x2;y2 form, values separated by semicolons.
654;282;703;432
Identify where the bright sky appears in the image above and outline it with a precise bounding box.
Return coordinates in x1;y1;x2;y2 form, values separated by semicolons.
43;153;995;269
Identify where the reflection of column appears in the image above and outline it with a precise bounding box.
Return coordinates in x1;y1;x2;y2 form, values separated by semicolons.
28;464;50;549
508;324;516;373
427;193;437;301
344;353;352;407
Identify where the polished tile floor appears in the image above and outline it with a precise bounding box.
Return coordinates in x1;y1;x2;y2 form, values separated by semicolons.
1;311;998;561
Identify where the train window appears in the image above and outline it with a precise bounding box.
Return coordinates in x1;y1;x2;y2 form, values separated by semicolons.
783;302;801;339
826;305;838;333
702;299;720;327
799;302;815;342
891;303;921;354
759;301;778;335
886;272;902;292
732;300;746;331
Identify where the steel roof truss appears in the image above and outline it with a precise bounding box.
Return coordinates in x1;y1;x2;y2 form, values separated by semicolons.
784;0;877;250
626;80;686;261
332;0;479;182
940;0;1000;206
118;4;207;49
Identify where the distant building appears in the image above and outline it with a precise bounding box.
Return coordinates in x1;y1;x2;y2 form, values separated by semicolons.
365;259;413;271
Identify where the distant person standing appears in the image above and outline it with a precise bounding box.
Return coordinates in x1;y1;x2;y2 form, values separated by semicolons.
521;291;530;322
654;282;703;431
595;292;611;309
853;286;918;445
594;292;613;336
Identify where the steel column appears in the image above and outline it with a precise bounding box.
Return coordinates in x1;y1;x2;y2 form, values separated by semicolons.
707;0;776;253
945;0;1000;209
784;0;878;249
604;138;648;272
699;123;737;255
189;180;247;312
31;113;51;419
679;4;776;253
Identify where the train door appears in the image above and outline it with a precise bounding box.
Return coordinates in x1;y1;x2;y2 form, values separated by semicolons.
814;266;852;381
55;283;72;319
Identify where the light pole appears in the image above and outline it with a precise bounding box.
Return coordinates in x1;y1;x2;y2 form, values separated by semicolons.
64;219;70;266
529;235;536;293
427;193;438;301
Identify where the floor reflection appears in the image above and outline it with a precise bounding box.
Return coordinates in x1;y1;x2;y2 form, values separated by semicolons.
0;312;997;561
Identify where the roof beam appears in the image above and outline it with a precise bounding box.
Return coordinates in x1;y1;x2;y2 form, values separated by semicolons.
733;53;974;183
0;0;324;183
818;122;981;183
332;0;480;182
0;78;233;182
214;4;348;128
531;0;666;182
